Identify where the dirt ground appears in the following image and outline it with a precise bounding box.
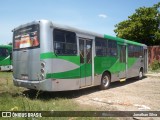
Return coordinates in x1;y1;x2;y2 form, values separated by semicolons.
74;74;160;119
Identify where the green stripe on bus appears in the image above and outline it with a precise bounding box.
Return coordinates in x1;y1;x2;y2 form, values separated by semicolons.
40;52;56;59
94;56;120;74
45;56;138;79
127;58;139;71
46;68;80;79
104;34;144;46
40;52;80;65
95;56;138;73
46;64;91;79
0;56;11;66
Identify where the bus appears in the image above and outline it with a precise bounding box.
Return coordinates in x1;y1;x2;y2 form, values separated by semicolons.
12;20;148;91
0;45;12;71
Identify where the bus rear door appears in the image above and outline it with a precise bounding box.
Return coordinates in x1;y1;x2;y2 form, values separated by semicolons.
144;48;148;73
79;38;93;87
118;44;127;79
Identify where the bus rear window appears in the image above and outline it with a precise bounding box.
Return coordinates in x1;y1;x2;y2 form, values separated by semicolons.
13;24;40;50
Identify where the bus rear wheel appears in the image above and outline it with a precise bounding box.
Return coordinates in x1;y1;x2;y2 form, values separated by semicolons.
138;69;143;80
99;73;111;90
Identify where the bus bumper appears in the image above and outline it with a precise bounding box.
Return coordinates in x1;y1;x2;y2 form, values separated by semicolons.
13;77;80;91
13;78;53;91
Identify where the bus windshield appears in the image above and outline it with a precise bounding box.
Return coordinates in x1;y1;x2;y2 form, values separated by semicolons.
0;48;9;57
13;24;40;50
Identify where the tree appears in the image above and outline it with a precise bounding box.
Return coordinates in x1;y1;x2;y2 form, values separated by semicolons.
114;2;160;46
8;42;12;45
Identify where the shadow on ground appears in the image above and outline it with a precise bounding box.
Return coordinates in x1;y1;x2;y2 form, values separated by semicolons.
21;76;147;100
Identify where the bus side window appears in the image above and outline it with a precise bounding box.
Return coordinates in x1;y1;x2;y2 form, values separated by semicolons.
140;46;143;57
128;45;143;58
108;40;117;56
0;48;8;57
54;29;77;55
95;37;107;56
128;44;134;57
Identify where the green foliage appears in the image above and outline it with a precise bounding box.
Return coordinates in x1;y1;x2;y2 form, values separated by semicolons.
114;2;160;46
150;59;160;70
8;42;12;45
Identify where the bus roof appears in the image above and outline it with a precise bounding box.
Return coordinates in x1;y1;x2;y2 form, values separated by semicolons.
0;45;12;49
0;45;12;52
13;20;147;47
104;34;146;47
51;20;146;47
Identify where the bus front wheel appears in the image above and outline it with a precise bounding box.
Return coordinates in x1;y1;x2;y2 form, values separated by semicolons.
99;73;111;90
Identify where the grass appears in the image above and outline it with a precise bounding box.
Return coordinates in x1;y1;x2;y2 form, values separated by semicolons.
148;67;160;73
0;72;115;120
148;60;160;72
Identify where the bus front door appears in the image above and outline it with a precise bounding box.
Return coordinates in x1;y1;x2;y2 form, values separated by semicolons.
79;38;92;87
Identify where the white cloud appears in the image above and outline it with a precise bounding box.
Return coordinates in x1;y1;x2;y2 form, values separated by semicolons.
98;14;107;18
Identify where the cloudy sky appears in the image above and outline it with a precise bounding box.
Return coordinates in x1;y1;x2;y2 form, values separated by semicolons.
0;0;159;44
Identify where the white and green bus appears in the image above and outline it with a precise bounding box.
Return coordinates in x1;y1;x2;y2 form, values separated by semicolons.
0;45;12;71
12;20;148;91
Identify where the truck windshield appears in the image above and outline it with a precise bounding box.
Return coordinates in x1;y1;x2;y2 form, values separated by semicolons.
13;24;40;50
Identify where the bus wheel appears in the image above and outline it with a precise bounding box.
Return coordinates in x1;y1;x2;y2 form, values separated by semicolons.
138;69;143;80
99;73;111;90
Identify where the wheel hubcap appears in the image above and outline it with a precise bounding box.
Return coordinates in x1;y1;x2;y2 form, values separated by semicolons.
103;76;109;87
139;71;142;78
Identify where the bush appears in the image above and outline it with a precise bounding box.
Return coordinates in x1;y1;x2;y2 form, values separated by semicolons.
150;60;160;70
